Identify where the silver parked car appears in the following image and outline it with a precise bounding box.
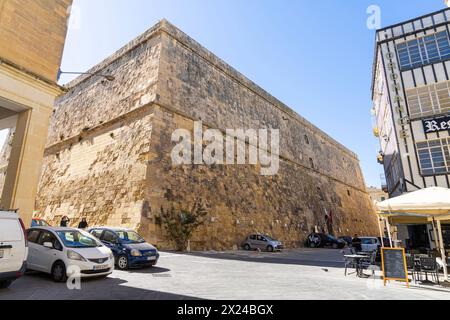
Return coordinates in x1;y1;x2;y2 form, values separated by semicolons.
243;234;284;252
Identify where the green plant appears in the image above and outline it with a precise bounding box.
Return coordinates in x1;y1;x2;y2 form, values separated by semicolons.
159;199;208;251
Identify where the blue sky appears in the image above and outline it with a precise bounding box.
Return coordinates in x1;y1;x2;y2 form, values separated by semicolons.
53;0;446;187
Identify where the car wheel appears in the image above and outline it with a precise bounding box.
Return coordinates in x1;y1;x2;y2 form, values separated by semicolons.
117;255;129;270
244;244;251;251
267;245;274;252
0;280;12;289
51;262;67;283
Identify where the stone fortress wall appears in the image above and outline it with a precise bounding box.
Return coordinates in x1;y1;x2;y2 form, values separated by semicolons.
34;20;379;250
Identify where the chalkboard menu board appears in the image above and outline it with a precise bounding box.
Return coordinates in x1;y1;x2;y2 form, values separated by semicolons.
381;248;409;287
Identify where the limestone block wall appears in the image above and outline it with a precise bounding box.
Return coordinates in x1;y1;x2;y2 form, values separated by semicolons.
0;0;72;81
36;107;154;228
35;20;379;249
35;31;162;227
140;106;378;250
46;35;161;147
156;23;366;191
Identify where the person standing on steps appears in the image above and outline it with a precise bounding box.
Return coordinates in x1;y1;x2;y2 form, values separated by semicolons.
78;218;89;229
60;216;70;227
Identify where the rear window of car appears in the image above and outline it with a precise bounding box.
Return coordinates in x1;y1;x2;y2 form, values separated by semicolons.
27;230;41;243
101;231;118;243
0;219;22;242
361;238;377;245
32;220;49;227
90;229;103;239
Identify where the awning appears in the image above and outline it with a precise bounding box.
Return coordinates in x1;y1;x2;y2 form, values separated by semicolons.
375;187;450;282
376;187;450;217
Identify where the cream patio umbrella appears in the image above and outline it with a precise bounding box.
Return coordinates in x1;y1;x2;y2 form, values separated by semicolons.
376;187;450;282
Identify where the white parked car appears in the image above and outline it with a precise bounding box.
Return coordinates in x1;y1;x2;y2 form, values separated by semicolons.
0;211;28;289
359;237;381;252
26;227;114;282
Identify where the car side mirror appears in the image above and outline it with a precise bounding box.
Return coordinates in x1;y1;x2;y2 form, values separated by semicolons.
43;242;53;249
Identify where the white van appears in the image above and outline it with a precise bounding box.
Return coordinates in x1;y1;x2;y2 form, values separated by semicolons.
0;211;28;288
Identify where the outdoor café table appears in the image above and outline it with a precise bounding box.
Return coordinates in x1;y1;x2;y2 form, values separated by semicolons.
344;254;369;278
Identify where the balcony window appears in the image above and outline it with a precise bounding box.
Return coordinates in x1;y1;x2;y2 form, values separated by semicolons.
406;80;450;119
416;138;450;175
396;31;450;71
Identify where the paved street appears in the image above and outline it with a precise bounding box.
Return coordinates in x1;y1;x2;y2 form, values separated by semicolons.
1;249;450;300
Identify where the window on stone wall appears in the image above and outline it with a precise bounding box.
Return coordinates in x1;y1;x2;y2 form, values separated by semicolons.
305;135;310;145
397;31;450;71
406;80;450;119
416;138;450;175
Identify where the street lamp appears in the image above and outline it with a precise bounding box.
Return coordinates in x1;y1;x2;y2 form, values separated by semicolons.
57;70;115;82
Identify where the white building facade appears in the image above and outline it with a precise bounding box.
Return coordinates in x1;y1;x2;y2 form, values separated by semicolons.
373;8;450;198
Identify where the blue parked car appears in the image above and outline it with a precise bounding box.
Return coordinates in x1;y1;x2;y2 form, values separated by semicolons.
88;227;159;270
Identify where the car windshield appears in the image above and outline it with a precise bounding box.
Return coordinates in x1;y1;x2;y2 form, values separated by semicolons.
57;230;101;248
264;235;275;241
116;231;145;244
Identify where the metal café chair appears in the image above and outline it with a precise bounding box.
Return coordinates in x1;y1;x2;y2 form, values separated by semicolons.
406;255;417;283
360;251;378;279
418;257;440;285
342;248;357;277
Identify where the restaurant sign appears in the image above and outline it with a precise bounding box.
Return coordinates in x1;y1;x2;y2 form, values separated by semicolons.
423;115;450;134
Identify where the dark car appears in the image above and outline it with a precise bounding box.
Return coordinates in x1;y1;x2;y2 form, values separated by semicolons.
305;233;346;249
338;236;353;246
88;227;159;270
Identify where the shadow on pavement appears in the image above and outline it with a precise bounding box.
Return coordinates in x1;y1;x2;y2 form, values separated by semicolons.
171;249;346;269
409;284;450;294
0;272;200;300
122;266;171;274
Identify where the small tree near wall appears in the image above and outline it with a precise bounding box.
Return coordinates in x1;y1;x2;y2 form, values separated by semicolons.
159;199;208;251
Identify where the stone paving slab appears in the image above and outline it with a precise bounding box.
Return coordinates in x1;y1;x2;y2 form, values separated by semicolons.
1;249;449;300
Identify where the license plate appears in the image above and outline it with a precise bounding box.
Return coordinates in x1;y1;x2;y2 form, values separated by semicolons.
0;250;3;259
147;256;156;261
93;264;108;271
